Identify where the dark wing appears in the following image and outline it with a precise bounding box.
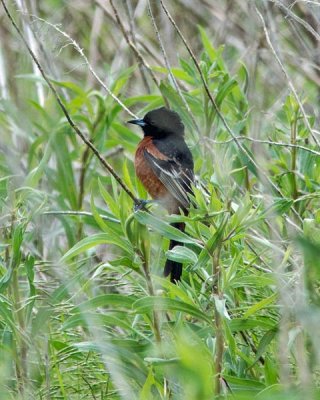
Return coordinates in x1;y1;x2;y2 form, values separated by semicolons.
144;148;194;209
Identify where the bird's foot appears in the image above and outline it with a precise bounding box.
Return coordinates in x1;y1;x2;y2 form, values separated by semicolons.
134;199;159;212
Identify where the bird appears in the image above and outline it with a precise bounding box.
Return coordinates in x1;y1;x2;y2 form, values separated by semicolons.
128;107;194;282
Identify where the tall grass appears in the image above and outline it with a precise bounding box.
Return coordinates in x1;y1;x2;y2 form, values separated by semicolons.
0;1;320;399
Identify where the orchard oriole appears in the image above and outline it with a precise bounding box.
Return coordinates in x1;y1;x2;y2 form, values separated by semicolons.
128;107;194;282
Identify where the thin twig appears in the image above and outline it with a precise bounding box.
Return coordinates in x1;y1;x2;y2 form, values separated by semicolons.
27;13;137;118
140;253;162;344
124;0;151;93
86;5;104;87
271;0;320;42
255;5;320;148
147;0;200;136
1;0;140;205
291;110;299;201
159;3;281;191
160;0;303;224
104;145;125;159
202;136;320;157
78;144;124;210
107;0;165;100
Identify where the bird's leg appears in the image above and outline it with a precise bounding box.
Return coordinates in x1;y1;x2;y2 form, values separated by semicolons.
134;199;160;212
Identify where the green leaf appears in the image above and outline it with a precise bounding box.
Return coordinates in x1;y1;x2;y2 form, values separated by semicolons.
134;211;199;245
191;215;228;271
152;66;194;84
0;297;14;329
231;275;276;288
238;62;249;94
0;268;13;294
24;255;36;321
90;193;109;232
243;293;278;318
265;198;294;217
98;178;119;217
140;368;157;400
198;26;217;62
51;79;87;96
252;328;277;365
166;245;198;264
10;224;24;269
51;130;78;209
229;318;275;332
144;357;179;366
71;294;137;314
215;77;238;108
60;233;133;262
62;313;133;331
25;140;52;187
133;296;212;323
223;375;265;391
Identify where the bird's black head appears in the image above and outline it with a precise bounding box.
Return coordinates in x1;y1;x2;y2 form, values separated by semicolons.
128;107;185;138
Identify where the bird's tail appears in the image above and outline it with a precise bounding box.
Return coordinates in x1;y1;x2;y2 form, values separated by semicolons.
163;222;185;283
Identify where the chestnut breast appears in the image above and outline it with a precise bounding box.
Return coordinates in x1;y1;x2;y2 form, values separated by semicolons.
135;137;179;214
135;137;167;200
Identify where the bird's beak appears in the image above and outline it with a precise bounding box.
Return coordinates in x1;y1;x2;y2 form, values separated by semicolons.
127;118;146;127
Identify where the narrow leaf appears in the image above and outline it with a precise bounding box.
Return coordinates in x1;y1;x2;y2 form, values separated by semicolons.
133;296;212;323
134;211;199;245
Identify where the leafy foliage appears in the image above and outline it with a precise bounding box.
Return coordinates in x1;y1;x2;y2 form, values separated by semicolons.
1;2;320;399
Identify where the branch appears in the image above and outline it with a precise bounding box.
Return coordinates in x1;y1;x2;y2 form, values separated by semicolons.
123;0;151;93
271;0;320;42
255;5;320;148
203;136;320;157
147;0;200;136
106;0;168;105
159;0;303;224
27;13;137;118
1;0;140;205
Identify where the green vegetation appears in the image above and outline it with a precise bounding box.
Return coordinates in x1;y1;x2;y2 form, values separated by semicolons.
0;1;320;399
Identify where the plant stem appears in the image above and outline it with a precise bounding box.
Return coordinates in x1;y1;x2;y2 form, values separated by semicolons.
290;112;298;201
108;0;166;106
1;0;140;206
212;244;223;396
12;267;27;394
7;215;27;395
140;252;161;344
